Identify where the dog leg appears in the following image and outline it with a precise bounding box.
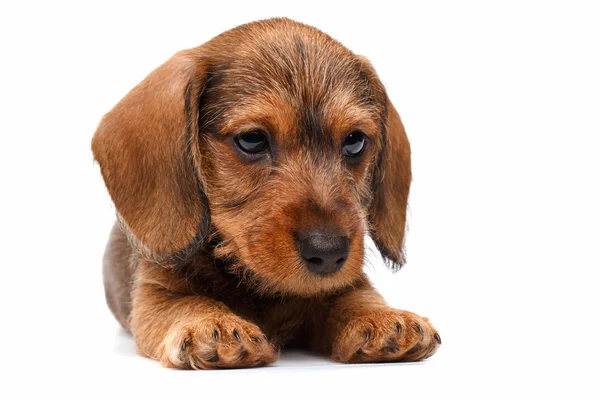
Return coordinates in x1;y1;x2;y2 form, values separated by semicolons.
320;285;441;363
129;262;278;369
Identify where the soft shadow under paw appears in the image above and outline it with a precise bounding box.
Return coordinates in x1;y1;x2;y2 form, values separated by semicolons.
114;328;137;356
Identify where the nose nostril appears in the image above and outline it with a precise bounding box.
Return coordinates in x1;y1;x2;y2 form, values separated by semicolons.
297;231;350;275
307;257;323;265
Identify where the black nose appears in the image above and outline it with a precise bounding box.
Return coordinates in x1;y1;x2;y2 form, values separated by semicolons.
297;230;350;275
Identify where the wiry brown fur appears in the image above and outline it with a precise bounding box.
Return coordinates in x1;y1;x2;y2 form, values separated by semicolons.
92;18;440;369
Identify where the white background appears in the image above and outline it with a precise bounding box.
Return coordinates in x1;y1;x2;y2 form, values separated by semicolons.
1;1;599;399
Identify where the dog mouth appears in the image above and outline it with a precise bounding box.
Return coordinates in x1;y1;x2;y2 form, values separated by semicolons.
218;227;364;297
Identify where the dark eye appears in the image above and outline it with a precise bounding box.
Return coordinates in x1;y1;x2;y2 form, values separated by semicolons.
342;131;366;157
235;131;268;154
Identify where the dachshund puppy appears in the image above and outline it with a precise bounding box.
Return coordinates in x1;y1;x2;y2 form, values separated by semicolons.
92;18;440;369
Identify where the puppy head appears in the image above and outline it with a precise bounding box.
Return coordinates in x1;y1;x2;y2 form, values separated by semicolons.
92;18;411;296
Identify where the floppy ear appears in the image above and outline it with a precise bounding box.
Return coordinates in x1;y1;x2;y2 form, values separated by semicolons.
359;58;412;269
92;49;210;261
370;101;411;269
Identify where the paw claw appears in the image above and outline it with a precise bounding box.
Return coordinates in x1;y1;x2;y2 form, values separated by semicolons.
405;343;423;357
396;322;402;334
382;337;399;353
237;347;247;360
332;309;439;364
162;315;276;369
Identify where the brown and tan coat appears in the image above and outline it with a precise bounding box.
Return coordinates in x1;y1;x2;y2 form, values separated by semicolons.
92;18;440;369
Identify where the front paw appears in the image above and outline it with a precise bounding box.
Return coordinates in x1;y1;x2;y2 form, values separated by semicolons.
332;309;441;363
160;313;278;369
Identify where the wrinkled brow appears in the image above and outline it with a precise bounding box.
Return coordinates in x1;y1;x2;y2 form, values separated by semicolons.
198;56;384;149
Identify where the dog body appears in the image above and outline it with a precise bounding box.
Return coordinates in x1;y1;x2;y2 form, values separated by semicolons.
93;18;440;369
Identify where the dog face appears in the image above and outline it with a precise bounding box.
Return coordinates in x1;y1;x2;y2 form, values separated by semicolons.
92;18;411;297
